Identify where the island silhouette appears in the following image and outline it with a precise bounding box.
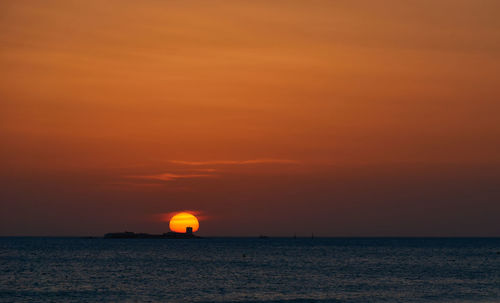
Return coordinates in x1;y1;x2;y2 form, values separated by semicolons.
105;226;201;239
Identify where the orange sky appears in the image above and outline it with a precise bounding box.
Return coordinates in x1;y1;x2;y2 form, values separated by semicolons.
1;0;499;236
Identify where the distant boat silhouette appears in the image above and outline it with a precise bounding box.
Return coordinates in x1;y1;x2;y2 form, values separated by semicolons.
259;235;269;239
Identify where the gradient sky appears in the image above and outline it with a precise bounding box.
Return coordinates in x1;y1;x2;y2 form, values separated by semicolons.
1;0;500;236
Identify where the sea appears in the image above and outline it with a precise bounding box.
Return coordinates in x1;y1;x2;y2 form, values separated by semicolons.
1;237;499;302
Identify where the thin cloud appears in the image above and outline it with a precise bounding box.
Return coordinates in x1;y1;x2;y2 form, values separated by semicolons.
129;173;216;182
157;210;207;222
187;168;218;172
107;182;164;188
169;159;299;166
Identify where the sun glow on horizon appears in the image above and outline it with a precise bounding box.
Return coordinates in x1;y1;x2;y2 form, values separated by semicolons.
169;212;200;233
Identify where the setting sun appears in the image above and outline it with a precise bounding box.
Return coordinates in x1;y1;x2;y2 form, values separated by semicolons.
169;212;200;233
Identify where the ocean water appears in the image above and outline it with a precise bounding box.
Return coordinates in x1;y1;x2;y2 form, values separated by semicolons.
0;238;499;302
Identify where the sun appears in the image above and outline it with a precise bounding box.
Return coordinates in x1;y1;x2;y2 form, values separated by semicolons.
169;212;200;233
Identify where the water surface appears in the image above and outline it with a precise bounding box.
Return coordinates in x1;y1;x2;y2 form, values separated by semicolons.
1;237;499;302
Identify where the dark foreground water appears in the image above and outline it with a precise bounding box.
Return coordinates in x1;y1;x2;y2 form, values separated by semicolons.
1;238;499;302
